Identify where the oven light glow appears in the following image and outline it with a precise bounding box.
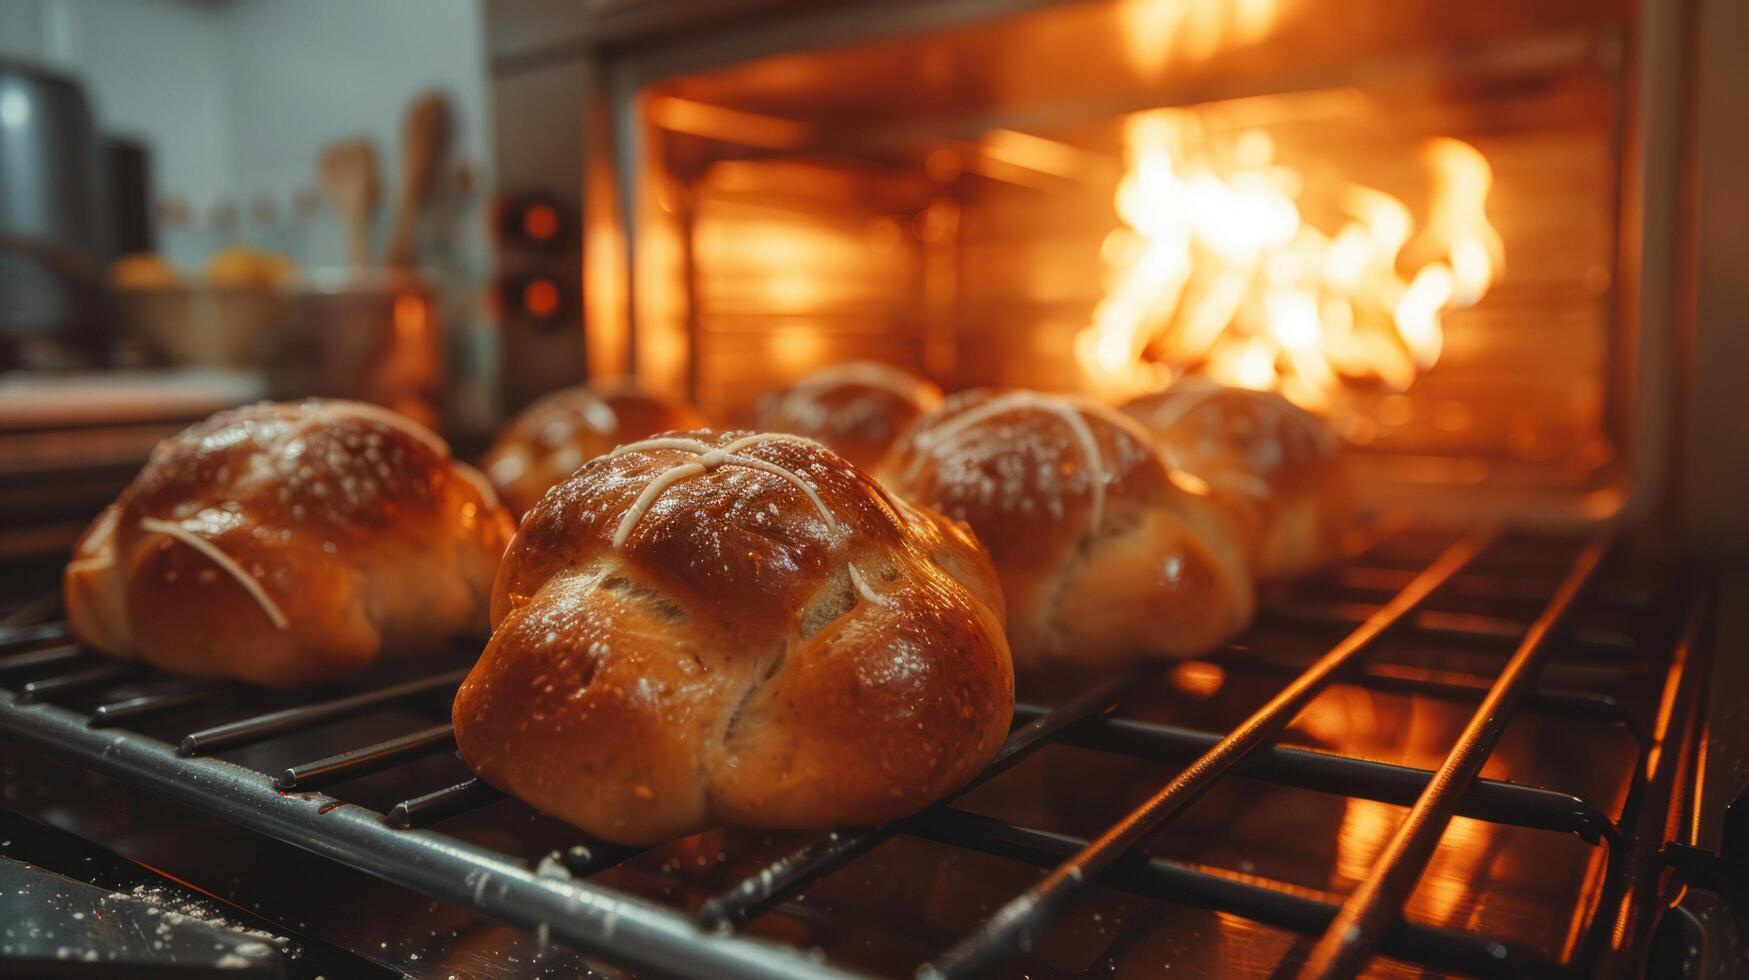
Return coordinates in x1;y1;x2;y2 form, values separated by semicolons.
522;204;560;241
978;129;1089;181
648;95;808;151
1170;660;1225;697
523;280;561;318
393;293;427;334
1074;108;1502;408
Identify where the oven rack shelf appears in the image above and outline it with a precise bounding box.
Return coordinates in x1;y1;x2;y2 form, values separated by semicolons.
0;525;1702;979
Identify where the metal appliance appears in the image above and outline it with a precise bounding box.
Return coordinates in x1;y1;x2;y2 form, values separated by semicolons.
483;0;1745;545
0;0;1742;977
0;59;107;368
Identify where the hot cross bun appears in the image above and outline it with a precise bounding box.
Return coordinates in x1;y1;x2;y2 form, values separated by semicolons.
453;430;1012;844
1124;379;1349;579
879;389;1255;677
63;400;515;686
483;385;708;517
752;362;944;471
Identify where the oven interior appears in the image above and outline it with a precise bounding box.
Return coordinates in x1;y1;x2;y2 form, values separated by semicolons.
610;0;1647;523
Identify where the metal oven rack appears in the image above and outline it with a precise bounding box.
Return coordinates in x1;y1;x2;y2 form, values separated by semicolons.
0;526;1710;978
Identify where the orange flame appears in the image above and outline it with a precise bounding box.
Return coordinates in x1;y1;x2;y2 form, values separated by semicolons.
1118;0;1282;73
1075;109;1502;408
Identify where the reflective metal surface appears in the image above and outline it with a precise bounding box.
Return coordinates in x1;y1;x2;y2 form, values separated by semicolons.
0;527;1725;978
0;856;285;977
0;59;106;364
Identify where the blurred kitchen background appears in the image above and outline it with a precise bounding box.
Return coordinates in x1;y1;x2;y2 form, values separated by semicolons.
1;0;491;274
4;0;1746;569
0;0;524;560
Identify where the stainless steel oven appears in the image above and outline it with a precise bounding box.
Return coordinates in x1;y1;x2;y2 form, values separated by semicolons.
0;1;1743;977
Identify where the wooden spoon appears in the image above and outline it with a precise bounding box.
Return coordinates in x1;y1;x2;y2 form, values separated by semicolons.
385;90;453;270
318;139;380;273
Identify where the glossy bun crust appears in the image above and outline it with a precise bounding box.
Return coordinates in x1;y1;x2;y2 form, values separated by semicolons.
483;386;708;516
1124;380;1348;579
753;362;944;471
453;430;1013;845
879;390;1255;677
63;400;516;686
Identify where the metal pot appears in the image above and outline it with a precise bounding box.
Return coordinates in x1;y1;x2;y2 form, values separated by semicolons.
0;59;107;367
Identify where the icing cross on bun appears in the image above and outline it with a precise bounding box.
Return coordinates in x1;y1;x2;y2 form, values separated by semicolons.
753;361;944;470
453;429;1013;844
483;385;708;516
1123;378;1349;579
63;399;516;686
879;389;1255;677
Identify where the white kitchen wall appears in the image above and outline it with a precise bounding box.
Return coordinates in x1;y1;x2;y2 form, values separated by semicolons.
1;0;232;218
0;0;491;271
0;1;64;70
220;0;491;270
222;0;489;199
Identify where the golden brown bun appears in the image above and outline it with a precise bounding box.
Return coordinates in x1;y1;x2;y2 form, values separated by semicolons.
878;389;1255;678
753;362;944;471
1123;379;1348;579
482;386;708;516
453;429;1013;845
63;400;516;687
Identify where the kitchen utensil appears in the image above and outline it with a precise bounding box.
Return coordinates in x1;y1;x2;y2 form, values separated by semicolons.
318;138;380;272
384;90;452;269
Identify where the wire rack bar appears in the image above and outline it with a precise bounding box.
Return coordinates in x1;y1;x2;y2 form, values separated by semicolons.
1012;706;1618;842
1215;651;1636;728
0;643;86;674
558;841;645;876
0;694;871;980
387;777;505;829
905;807;1560;978
1265;603;1635;655
276;723;457;791
920;528;1497;978
90;681;228;727
1334;568;1653;615
1587;596;1708;977
696;666;1147;929
0;621;70;654
177;667;469;756
1296;534;1612;980
17;661;143;703
0;593;61;629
